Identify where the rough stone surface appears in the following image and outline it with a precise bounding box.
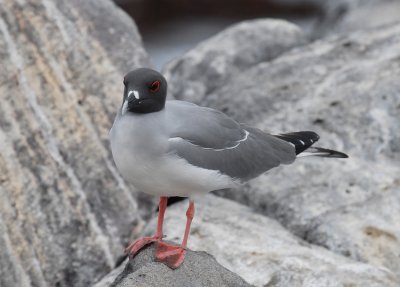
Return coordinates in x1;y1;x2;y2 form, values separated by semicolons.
270;0;400;38
0;1;151;287
305;189;400;275
328;1;400;35
93;259;129;287
164;20;400;281
109;243;251;287
139;195;397;287
163;19;307;104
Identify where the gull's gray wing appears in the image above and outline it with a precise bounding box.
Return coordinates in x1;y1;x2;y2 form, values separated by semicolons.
166;100;246;149
166;101;296;181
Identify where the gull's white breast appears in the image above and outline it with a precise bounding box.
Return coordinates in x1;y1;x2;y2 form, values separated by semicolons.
109;112;235;198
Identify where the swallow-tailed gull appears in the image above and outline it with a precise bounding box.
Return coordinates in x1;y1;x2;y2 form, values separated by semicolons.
109;68;348;269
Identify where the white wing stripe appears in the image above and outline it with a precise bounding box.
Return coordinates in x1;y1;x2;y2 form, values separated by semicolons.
169;130;250;152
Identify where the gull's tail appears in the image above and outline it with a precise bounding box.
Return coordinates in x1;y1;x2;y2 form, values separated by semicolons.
274;131;348;158
297;146;348;158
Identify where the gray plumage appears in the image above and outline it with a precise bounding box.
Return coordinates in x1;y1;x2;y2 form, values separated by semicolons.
166;101;296;181
166;101;246;149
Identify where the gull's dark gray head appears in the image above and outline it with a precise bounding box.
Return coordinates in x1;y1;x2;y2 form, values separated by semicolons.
121;68;167;114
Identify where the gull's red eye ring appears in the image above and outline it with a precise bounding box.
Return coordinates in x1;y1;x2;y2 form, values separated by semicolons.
150;80;161;92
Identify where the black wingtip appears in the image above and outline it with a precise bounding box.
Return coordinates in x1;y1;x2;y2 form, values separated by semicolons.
275;131;320;155
275;131;349;158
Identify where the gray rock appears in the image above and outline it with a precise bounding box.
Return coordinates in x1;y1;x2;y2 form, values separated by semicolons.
109;243;252;287
0;0;151;286
320;0;400;37
166;19;400;280
269;0;400;38
93;259;129;287
305;188;400;277
139;195;397;287
163;19;307;103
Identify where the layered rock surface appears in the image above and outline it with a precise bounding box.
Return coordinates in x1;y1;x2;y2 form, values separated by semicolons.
0;0;151;286
163;19;307;104
106;243;251;287
163;19;400;281
327;0;400;35
271;0;400;37
126;196;396;287
2;0;399;286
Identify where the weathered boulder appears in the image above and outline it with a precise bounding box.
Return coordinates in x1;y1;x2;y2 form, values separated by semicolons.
269;0;400;37
305;189;400;275
163;19;307;104
136;195;397;287
163;20;400;280
326;0;400;35
0;0;151;286
105;243;252;287
93;259;129;287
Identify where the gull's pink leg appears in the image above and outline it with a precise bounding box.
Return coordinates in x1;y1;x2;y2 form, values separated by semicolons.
156;200;195;269
126;196;168;257
181;200;194;248
155;196;168;238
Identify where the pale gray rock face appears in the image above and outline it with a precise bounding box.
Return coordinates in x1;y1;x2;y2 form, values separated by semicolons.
164;20;400;281
137;196;397;287
0;0;151;287
270;0;400;37
108;243;252;287
163;19;307;104
328;0;400;35
305;189;400;275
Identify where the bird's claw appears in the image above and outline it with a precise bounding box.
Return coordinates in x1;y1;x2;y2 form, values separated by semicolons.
125;235;161;257
155;241;186;269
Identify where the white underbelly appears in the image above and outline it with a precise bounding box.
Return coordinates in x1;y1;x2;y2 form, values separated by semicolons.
112;147;235;197
110;112;236;198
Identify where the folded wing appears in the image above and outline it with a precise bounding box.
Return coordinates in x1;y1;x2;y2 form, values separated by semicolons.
166;101;296;181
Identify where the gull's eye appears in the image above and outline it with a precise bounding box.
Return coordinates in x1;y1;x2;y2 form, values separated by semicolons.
149;80;161;92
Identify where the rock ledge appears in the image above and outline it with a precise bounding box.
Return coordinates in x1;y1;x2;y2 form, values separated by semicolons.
109;244;252;287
